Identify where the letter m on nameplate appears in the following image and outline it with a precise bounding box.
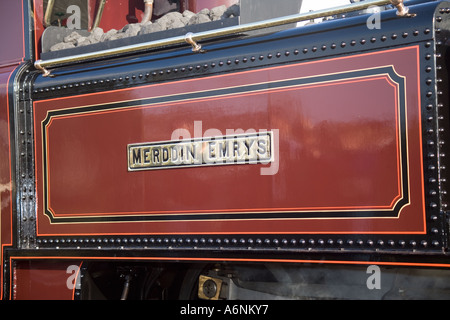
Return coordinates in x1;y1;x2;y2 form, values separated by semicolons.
127;132;273;171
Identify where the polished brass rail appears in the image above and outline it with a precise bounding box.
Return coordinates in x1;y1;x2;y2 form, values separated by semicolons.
35;0;415;77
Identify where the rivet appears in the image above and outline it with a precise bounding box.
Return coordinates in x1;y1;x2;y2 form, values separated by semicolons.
331;43;336;49
402;32;408;38
391;34;397;39
276;52;281;58
424;28;430;34
381;35;387;41
341;42;346;47
360;39;366;45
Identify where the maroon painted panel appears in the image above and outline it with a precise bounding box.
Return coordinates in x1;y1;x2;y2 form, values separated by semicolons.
12;260;82;300
0;0;25;65
0;66;15;300
33;46;426;237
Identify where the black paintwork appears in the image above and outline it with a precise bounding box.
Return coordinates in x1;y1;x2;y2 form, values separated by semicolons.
6;0;450;261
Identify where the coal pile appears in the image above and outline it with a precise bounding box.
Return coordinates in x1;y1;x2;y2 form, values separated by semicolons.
49;4;240;52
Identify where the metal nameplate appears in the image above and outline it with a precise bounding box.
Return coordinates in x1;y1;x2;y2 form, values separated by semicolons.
128;132;273;171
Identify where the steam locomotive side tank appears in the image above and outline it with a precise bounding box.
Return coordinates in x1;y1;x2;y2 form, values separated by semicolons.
2;0;450;300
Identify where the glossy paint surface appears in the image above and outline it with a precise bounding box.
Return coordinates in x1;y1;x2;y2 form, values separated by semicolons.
12;260;81;300
0;0;25;300
0;0;25;66
0;66;14;300
33;46;425;237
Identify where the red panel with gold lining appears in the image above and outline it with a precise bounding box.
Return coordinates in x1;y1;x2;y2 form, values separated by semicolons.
33;46;425;237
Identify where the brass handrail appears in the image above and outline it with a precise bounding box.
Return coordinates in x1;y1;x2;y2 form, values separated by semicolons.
92;0;107;30
44;0;55;27
35;0;415;76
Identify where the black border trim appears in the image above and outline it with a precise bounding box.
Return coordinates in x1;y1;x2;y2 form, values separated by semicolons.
40;66;410;223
